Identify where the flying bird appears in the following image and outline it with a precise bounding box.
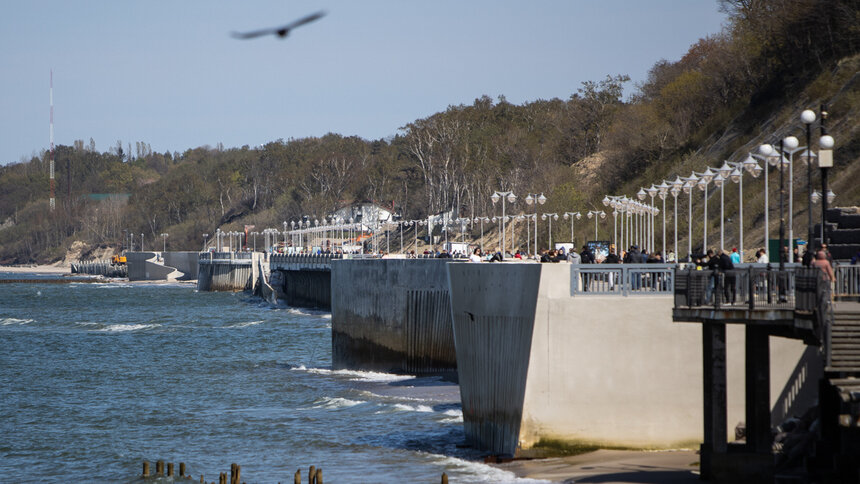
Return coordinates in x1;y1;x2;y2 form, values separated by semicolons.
231;10;326;40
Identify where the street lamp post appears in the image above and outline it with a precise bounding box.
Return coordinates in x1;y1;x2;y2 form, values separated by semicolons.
161;233;168;253
542;213;559;248
473;217;490;254
683;174;698;260
819;130;835;245
670;178;683;260
587;210;605;240
141;233;145;252
524;193;547;258
202;233;209;252
646;185;658;252
657;182;669;256
492;191;518;259
695;168;715;252
801;109;816;247
563;212;582;248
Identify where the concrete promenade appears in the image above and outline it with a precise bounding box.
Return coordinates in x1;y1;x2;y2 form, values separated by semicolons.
447;262;810;456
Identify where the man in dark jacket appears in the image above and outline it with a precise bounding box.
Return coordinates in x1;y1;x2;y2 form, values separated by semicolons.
718;250;736;304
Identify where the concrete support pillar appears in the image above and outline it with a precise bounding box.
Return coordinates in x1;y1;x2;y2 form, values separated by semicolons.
745;326;771;454
701;322;727;479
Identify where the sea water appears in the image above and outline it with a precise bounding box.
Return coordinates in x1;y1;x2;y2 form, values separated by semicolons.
0;276;545;483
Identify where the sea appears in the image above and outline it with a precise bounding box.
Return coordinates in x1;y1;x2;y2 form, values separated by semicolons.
0;274;546;483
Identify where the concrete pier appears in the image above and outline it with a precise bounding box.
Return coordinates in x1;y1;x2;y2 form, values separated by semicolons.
269;254;336;309
447;262;810;456
197;252;261;292
331;258;457;375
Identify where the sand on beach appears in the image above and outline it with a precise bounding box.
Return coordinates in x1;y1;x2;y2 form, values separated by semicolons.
0;264;70;275
498;449;700;484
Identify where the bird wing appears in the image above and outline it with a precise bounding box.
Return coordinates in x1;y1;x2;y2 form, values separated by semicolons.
231;10;326;39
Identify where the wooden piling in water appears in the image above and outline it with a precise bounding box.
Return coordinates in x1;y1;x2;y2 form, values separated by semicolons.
294;469;301;484
308;465;315;484
142;461;150;477
156;460;164;476
168;462;174;477
179;462;186;477
315;468;322;484
441;472;449;484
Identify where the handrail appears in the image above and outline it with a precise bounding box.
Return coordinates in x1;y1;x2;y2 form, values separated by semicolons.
834;264;860;297
571;263;675;296
673;265;829;312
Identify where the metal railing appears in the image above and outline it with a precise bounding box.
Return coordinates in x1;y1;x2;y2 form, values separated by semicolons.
835;264;860;298
198;251;253;261
673;264;831;311
571;263;675;296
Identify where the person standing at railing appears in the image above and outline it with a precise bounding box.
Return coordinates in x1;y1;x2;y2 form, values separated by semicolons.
705;249;719;303
756;249;768;264
813;250;835;282
719;250;737;304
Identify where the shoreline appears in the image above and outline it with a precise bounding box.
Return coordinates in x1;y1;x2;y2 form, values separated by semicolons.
0;264;70;275
495;449;700;483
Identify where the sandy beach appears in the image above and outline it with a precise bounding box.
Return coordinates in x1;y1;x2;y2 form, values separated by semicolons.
0;264;70;275
498;449;701;483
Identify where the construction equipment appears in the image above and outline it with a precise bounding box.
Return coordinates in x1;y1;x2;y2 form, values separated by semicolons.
111;255;127;265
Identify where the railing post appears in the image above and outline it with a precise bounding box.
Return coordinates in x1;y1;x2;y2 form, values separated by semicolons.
748;266;754;310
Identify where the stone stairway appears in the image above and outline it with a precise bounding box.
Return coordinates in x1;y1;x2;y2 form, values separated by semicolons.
827;302;860;374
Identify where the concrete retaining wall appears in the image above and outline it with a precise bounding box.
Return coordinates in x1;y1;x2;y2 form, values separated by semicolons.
127;252;182;281
331;258;457;375
447;262;810;455
269;270;331;309
163;252;199;280
197;260;253;292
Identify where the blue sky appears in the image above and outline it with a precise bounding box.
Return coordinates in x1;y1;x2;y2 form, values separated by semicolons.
0;1;727;164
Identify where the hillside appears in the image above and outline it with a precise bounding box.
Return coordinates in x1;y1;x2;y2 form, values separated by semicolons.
0;0;858;264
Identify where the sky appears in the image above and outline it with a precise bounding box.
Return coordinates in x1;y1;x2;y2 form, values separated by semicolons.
0;1;728;165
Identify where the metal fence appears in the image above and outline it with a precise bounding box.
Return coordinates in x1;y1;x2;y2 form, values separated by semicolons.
673;264;831;311
835;264;860;298
571;263;675;296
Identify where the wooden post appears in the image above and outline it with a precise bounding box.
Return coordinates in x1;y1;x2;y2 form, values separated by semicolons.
308;466;315;484
157;460;165;476
235;464;241;484
294;469;301;484
167;462;174;477
200;475;204;484
441;472;449;484
142;461;150;477
315;468;322;484
180;462;186;477
231;463;237;484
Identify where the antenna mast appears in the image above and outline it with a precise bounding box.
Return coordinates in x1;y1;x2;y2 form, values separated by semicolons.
49;69;55;211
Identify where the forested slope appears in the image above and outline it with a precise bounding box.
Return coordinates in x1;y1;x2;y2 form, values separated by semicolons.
1;0;858;263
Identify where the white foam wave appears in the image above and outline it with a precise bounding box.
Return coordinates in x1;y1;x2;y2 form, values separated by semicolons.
307;397;365;410
1;318;34;326
391;403;434;413
436;456;552;484
228;320;263;328
95;323;159;332
293;366;414;383
439;408;464;422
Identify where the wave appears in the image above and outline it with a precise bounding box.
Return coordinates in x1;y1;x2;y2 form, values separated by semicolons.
292;365;415;383
1;318;34;326
307;396;365;410
226;320;264;328
93;323;160;332
391;403;434;413
434;455;552;484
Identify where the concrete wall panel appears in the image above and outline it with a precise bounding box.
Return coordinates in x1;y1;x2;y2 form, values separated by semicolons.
331;259;457;375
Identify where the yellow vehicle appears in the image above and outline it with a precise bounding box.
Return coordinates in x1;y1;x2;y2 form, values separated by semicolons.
111;255;127;265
